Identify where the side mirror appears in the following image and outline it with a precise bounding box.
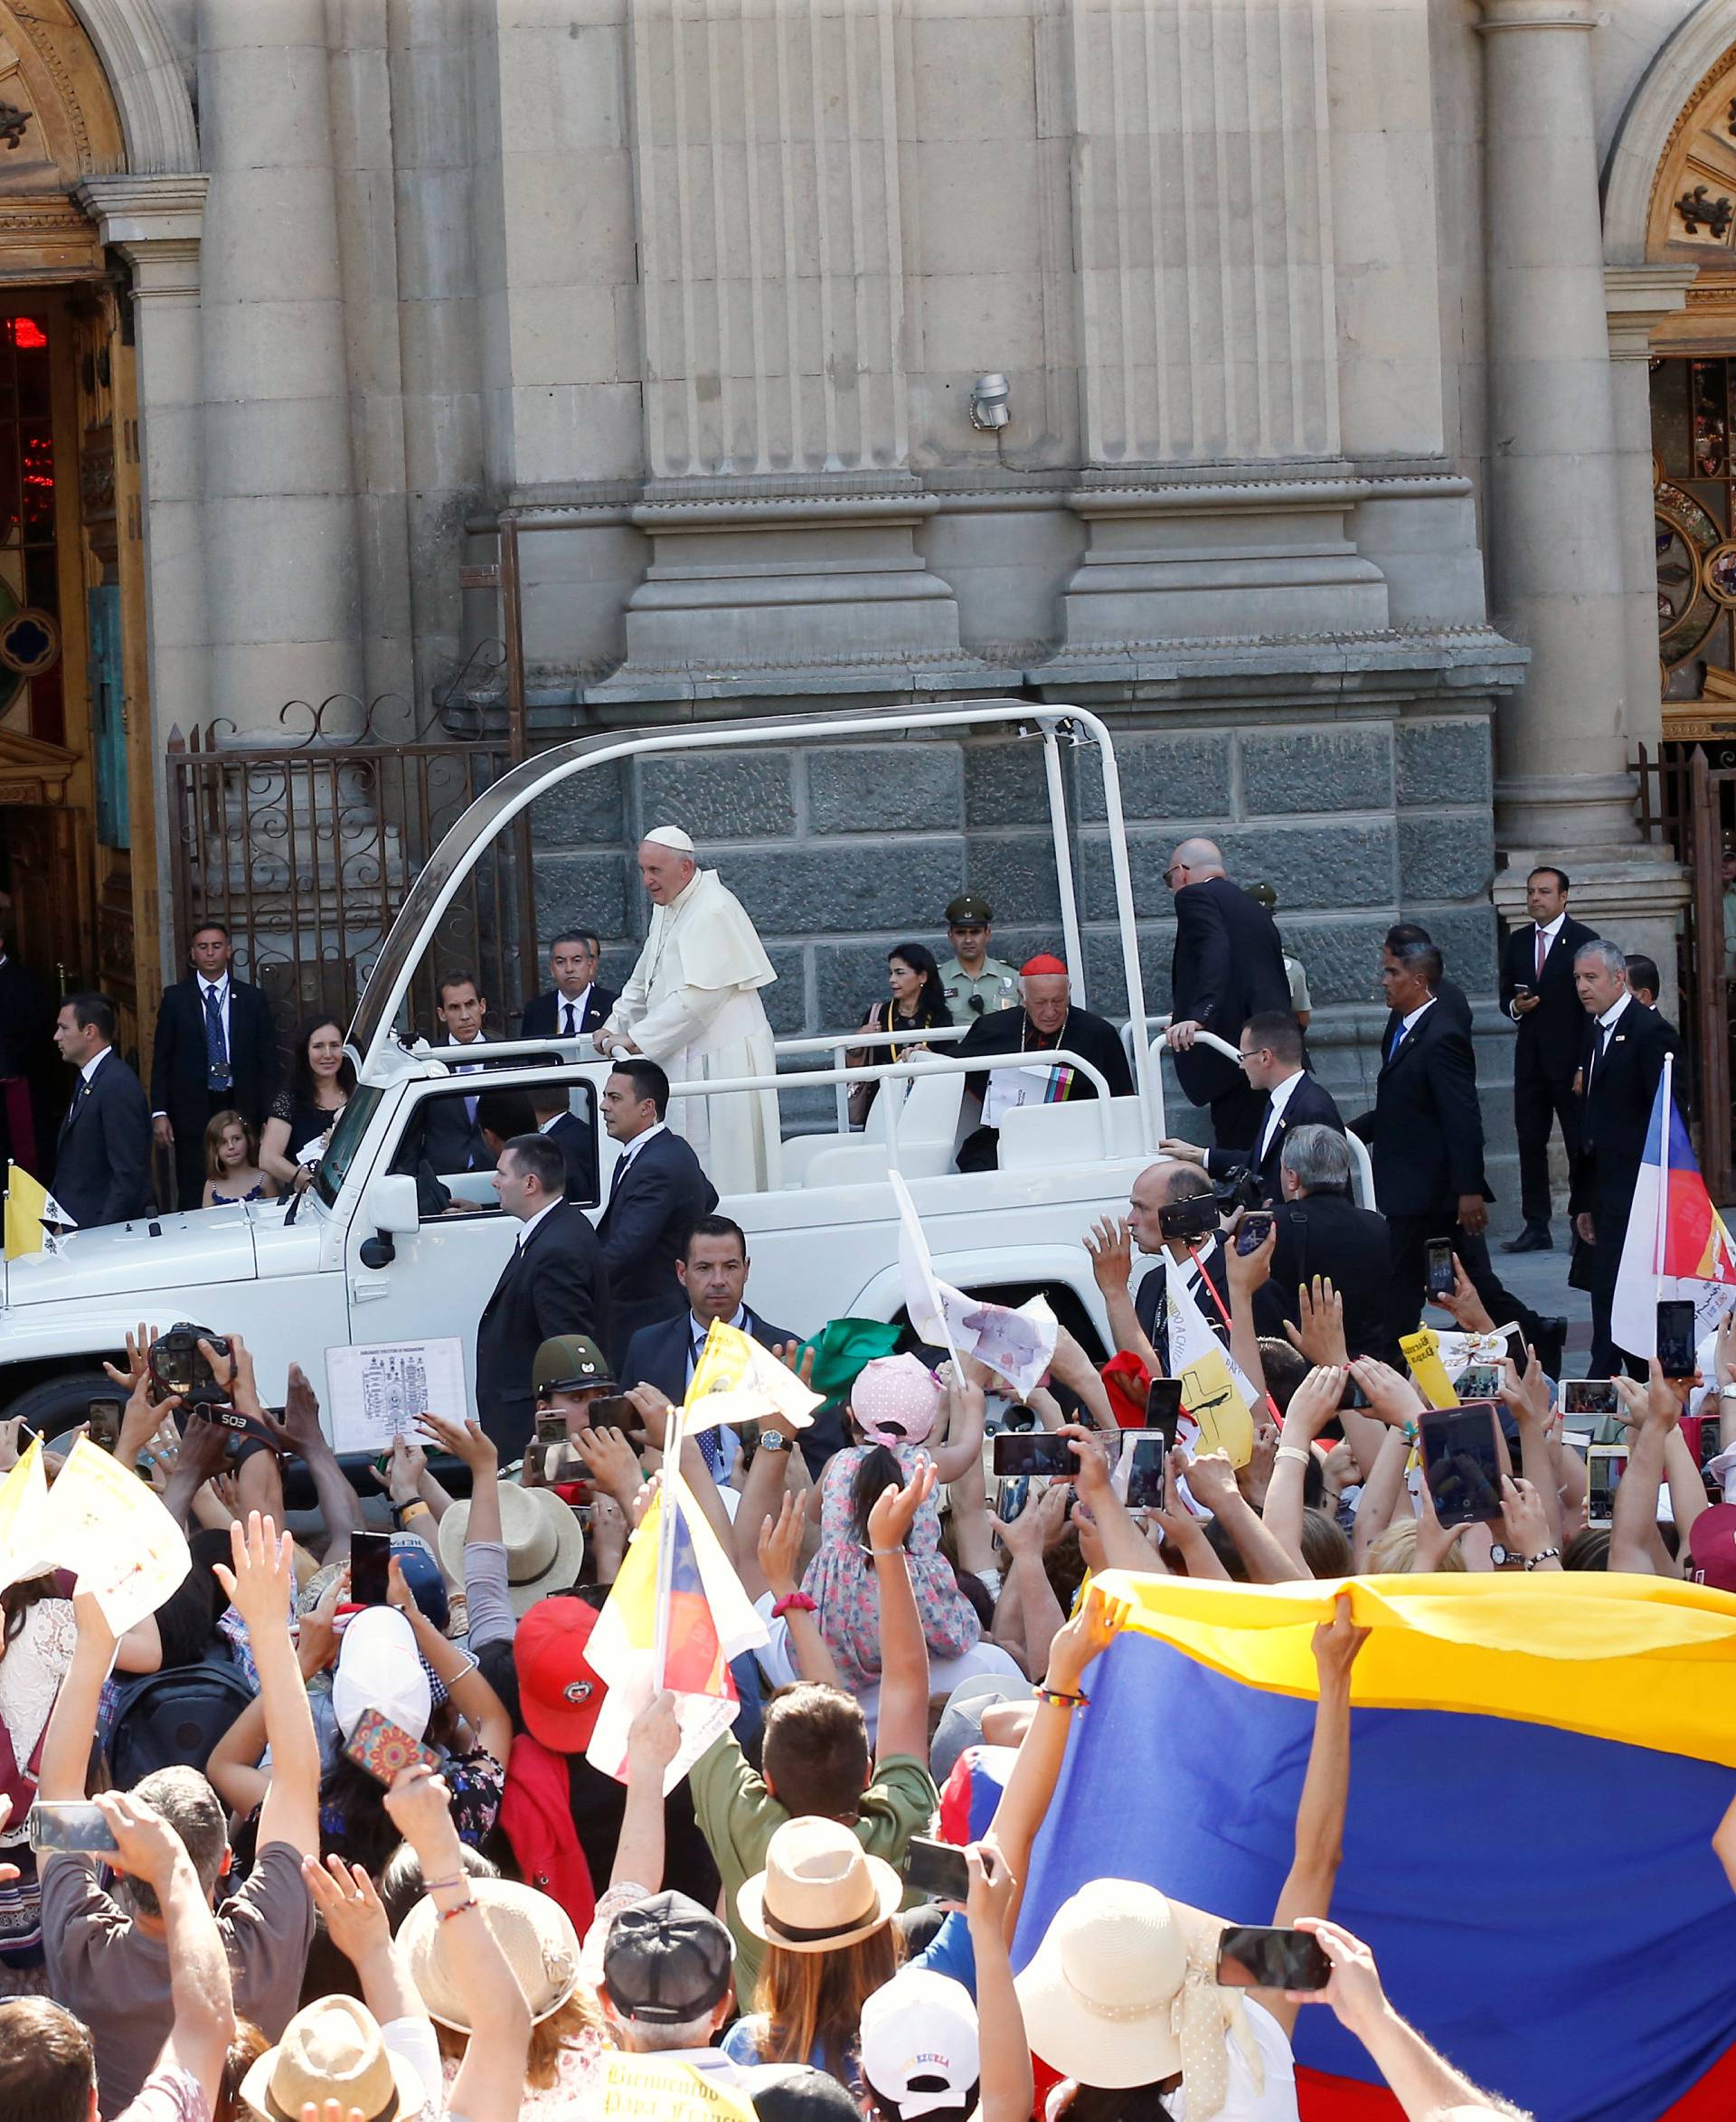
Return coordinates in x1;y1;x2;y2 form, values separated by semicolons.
363;1173;420;1238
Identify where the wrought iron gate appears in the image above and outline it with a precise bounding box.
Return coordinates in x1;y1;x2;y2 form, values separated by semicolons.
165;690;532;1047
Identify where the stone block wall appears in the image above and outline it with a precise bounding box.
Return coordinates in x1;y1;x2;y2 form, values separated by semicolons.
522;700;1524;1210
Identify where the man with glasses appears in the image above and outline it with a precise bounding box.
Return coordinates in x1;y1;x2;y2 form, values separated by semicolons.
939;893;1019;1025
1162;837;1291;1151
1160;1010;1343;1204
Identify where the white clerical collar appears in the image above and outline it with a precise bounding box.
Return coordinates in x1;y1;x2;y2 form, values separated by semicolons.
80;1048;108;1087
1597;992;1632;1034
617;1120;666;1171
1258;1067;1305;1155
665;871;703;914
1400;997;1435;1034
516;1197;561;1250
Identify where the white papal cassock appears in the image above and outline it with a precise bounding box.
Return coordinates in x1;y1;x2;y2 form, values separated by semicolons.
601;867;779;1193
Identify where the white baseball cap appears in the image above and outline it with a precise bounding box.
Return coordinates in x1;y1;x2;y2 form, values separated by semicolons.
859;1969;979;2119
332;1606;432;1743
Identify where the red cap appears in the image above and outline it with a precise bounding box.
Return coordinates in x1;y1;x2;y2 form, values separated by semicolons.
1689;1503;1736;1597
1020;953;1068;976
514;1597;608;1752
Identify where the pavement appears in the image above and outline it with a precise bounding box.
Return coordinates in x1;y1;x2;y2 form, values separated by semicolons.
1424;1222;1585;1377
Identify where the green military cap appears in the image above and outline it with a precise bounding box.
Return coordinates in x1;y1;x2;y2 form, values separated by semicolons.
1249;881;1278;910
946;893;994;925
533;1335;615;1395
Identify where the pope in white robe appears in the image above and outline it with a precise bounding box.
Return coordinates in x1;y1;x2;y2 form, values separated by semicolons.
597;827;780;1192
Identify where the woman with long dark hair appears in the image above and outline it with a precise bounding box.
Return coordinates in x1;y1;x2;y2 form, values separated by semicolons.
260;1016;356;1192
848;943;951;1125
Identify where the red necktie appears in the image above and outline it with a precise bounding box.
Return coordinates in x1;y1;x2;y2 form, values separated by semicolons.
1535;928;1547;982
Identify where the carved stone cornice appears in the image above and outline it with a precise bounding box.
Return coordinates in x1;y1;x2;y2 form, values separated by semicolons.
1473;0;1598;29
74;172;205;297
1603;262;1697;359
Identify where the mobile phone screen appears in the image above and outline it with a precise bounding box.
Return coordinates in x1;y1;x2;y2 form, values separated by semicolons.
1586;1446;1627;1526
1420;1404;1505;1527
587;1394;638;1429
1216;1925;1333;1992
1145;1378;1183;1448
1235;1212;1274;1258
349;1530;393;1607
534;1411;570;1447
1457;1364;1500;1402
1657;1300;1698;1380
1561;1379;1618;1419
1125;1434;1167;1512
991;1432;1076;1480
1425;1240;1456;1301
903;1836;971;1904
85;1400;122;1454
29;1801;120;1854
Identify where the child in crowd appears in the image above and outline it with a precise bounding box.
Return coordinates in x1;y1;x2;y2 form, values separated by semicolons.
202;1109;273;1207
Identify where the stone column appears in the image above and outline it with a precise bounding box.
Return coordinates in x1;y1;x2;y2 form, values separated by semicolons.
1477;0;1637;847
195;0;363;723
1604;266;1695;755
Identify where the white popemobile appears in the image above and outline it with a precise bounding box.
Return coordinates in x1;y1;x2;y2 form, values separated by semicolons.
0;701;1371;1445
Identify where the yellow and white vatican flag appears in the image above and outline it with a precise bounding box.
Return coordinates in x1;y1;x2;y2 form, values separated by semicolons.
1163;1261;1258;1467
683;1316;823;1434
5;1161;73;1259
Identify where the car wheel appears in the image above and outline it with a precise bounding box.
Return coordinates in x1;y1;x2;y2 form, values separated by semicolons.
3;1364;119;1438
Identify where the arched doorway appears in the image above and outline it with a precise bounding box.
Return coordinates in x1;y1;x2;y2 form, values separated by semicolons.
0;0;156;1172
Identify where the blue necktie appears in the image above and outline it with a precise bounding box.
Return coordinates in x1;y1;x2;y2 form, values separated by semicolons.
203;984;231;1089
692;1331;726;1477
1386;1018;1406;1064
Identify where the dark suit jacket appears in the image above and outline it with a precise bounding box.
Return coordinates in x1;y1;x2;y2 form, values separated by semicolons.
620;1304;845;1476
1351;1003;1490;1220
1168;877;1292;1108
1378;976;1472;1052
52;1048;153;1229
1133;1238;1231;1374
542;1111;598;1203
476;1202;614;1459
419;1037;502;1174
1253;1191;1392;1359
1204;1071;1344;1203
597;1128;720;1361
150;976;279;1136
521;984;619;1039
1500;917;1599;1084
1570;1001;1677;1231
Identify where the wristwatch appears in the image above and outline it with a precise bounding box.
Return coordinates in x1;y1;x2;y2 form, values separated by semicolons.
757;1431;794;1455
1488;1542;1512;1568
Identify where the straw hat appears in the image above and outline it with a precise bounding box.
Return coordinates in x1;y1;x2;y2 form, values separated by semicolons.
736;1815;904;1954
436;1482;584;1616
851;1353;942;1448
399;1877;580;2030
1014;1879;1256;2116
240;1995;424;2122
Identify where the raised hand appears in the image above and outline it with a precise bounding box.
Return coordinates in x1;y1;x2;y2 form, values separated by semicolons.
627;1689;681;1777
1284;1278;1348;1369
1284;1366;1345;1440
1348;1356;1425;1429
210;1510;296;1636
414;1410;498;1475
1310;1589;1370;1690
301;1853;392;1966
1499;1473;1552;1560
1287;1916;1390;2038
1084;1216;1134;1294
102;1321;162;1398
571;1425;644;1511
757;1490;806;1601
1043;1580;1127;1693
988;1485;1047;1561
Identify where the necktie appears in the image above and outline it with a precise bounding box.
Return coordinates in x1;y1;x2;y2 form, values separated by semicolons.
1535;927;1547;983
203;984;231;1089
562;1001;577;1038
692;1331;727;1476
609;1150;630;1199
1589;1020;1609;1086
1386;1018;1407;1064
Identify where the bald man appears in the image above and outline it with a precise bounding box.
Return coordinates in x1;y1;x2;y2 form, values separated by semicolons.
596;826;778;1192
1162;836;1291;1152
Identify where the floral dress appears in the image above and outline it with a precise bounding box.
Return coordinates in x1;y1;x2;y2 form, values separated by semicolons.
800;1441;979;1692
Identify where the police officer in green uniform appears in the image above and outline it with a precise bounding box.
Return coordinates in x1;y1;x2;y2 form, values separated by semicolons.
939;893;1020;1024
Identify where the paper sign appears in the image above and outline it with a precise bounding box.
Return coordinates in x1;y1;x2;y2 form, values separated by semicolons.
600;2055;756;2122
0;1438;51;1592
982;1062;1067;1128
963;1292;1059;1399
325;1337;468;1455
1400;1327;1458;1410
41;1438;190;1635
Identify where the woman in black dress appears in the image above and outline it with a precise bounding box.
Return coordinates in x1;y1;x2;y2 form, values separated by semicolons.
848;941;951;1124
259;1015;356;1192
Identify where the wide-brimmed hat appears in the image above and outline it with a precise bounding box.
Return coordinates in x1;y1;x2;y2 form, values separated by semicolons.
399;1877;580;2029
437;1482;584;1616
240;1995;424;2122
736;1815;903;1954
851;1353;942;1448
332;1607;431;1744
1015;1879;1254;2115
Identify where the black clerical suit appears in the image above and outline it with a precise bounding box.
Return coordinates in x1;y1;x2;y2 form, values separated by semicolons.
596;1126;720;1366
151;973;280;1211
1500;914;1599;1229
1203;1070;1344;1204
476;1201;614;1459
1169;877;1292;1150
953;1004;1134;1173
1571;995;1677;1376
521;984;619;1040
52;1047;153;1230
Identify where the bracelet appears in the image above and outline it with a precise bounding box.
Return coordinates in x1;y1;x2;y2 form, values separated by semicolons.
1719;1386;1736;1401
422;1876;465;1891
1401;1420;1419;1444
394;1499;431;1525
861;1545;905;1558
1522;1548;1561;1570
770;1591;817;1617
1275;1445;1312;1468
1035;1686;1089;1710
446;1652;478;1682
438;1898;480;1924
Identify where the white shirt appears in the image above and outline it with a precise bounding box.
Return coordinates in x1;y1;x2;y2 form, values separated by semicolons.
79;1049;109;1089
686;1305;749;1482
539;1108;569;1136
1586;991;1631;1086
555;983;594;1036
1388;996;1434;1061
448;1031;488;1072
515;1197;561;1250
200;974;231;1047
613;1119;666;1176
1255;1067;1305;1164
1514;914;1566;1018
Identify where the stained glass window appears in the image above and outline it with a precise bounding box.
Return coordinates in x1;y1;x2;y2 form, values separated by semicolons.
0;309;62;744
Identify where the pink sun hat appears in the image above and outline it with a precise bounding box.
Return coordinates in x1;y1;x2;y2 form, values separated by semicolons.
852;1353;943;1448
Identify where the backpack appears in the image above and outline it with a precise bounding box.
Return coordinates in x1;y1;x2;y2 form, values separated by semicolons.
106;1648;257;1786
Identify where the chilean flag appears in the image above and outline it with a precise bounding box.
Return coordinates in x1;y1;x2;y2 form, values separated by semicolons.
1610;1057;1736;1358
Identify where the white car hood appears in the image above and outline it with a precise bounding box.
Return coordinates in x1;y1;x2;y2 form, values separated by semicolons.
3;1202;260;1307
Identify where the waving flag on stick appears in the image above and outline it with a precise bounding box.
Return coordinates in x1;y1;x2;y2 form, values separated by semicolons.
5;1162;73;1259
1610;1055;1736;1359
